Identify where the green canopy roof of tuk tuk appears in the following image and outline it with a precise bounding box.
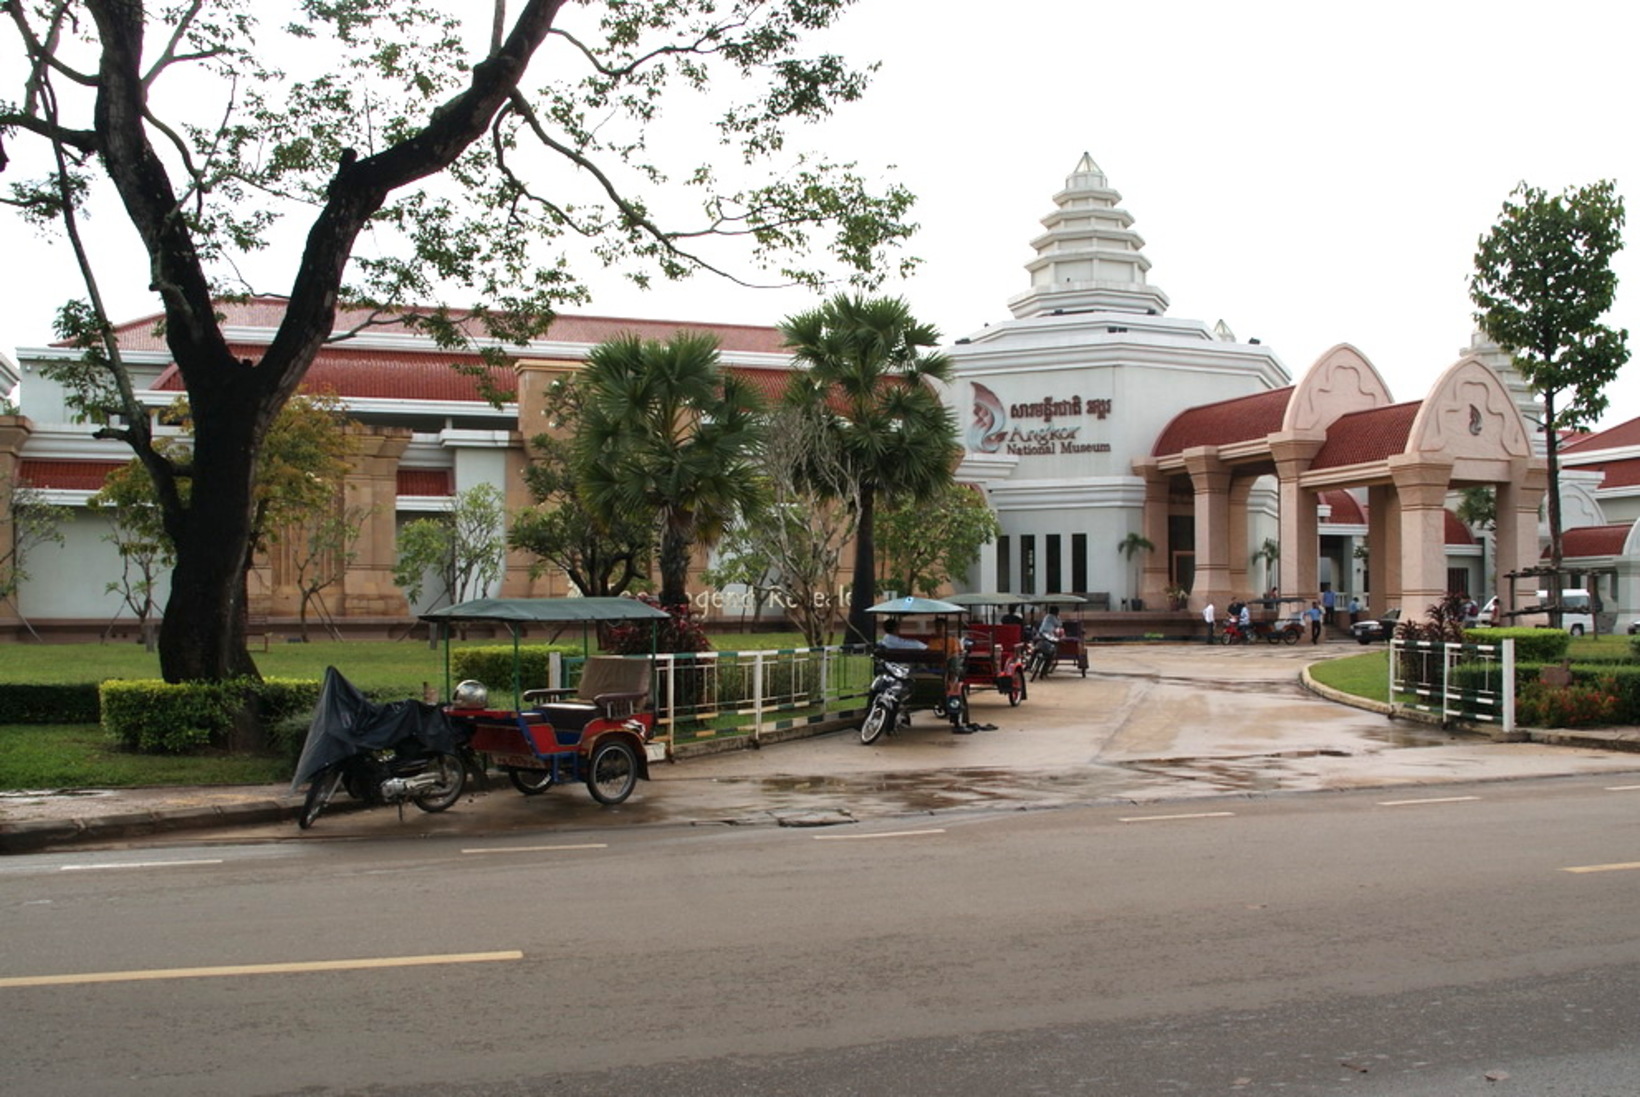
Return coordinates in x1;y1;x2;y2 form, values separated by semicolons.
864;596;966;615
419;597;671;624
945;592;1024;607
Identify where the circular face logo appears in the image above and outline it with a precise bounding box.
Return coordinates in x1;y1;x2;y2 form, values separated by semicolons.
970;382;1008;453
1468;404;1483;436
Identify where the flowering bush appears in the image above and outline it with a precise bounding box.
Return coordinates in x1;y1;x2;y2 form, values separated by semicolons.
1516;675;1622;728
603;594;712;654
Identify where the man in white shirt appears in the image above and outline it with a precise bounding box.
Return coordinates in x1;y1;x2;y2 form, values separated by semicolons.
1202;601;1216;644
879;619;927;651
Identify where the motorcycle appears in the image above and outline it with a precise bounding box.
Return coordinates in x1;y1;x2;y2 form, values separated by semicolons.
860;645;969;745
1026;632;1060;680
292;666;474;829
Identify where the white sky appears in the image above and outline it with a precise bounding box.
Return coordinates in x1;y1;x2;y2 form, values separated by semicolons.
8;0;1640;428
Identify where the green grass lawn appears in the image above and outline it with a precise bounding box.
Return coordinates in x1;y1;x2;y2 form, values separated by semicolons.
1308;649;1390;703
0;724;291;789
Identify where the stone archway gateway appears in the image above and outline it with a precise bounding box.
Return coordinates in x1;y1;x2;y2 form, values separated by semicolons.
1134;348;1546;618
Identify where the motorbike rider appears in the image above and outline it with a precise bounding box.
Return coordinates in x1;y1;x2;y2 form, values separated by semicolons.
1036;606;1064;641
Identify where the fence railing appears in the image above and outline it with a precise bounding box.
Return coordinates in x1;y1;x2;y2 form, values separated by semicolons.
554;646;876;752
1388;637;1515;732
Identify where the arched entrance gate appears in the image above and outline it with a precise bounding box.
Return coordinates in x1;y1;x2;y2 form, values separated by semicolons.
1131;346;1547;619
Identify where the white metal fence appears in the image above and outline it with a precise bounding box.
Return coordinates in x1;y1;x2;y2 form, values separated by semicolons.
553;646;875;751
1388;637;1516;732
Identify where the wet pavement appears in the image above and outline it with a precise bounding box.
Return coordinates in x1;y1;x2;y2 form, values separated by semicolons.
6;641;1640;851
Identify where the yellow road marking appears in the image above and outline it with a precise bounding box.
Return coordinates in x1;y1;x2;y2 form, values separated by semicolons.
1376;796;1481;806
0;950;523;989
1564;862;1640;874
461;844;607;855
813;828;945;841
1119;811;1236;823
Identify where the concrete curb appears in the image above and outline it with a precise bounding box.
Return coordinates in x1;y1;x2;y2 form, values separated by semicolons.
1298;664;1640;753
0;798;303;854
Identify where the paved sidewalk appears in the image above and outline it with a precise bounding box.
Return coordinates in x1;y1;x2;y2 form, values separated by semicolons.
5;642;1639;853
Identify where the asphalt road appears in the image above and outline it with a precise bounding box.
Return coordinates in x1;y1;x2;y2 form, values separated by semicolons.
6;772;1640;1095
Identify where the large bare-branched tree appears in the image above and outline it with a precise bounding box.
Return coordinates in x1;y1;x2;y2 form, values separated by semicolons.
1;0;914;680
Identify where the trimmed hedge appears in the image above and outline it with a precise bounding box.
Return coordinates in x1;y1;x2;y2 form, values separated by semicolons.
100;676;325;754
0;683;101;724
450;644;581;696
1462;627;1570;663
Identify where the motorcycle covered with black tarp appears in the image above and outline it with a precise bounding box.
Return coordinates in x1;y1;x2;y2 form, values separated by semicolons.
291;666;471;829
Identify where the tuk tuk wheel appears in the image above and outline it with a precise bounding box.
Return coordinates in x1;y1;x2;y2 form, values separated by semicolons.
1006;674;1023;706
507;767;554;796
586;739;640;805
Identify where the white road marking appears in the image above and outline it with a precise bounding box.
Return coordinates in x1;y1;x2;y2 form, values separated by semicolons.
461;843;607;855
1376;796;1481;807
1564;861;1640;874
0;950;524;989
1118;811;1236;823
813;828;945;841
59;859;223;872
1605;785;1640;792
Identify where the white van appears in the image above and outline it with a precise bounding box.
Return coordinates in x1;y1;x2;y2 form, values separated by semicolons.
1478;591;1597;634
1536;589;1597;636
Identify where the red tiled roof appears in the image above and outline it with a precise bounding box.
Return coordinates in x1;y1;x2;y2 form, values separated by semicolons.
153;345;517;402
16;459;125;491
1445;511;1476;546
1319;489;1365;525
1150;387;1294;456
1309;401;1421;470
96;297;788;356
1594;457;1640;489
1563;417;1640;454
1552;523;1632;559
397;468;453;496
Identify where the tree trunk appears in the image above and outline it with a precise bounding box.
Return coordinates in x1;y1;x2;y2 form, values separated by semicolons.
846;487;877;646
157;400;262;682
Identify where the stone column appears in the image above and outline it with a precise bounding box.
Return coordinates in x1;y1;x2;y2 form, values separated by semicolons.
340;426;413;618
1132;458;1172;606
1270;436;1324;600
1389;455;1455;617
1181;447;1231;610
0;416;35;621
1366;484;1394;613
1494;461;1548;615
1227;476;1254;598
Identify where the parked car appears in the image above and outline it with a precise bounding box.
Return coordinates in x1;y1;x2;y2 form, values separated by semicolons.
1350;607;1401;644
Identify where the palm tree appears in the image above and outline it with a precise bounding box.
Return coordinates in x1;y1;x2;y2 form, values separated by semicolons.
779;294;961;645
576;331;766;612
1116;533;1154;609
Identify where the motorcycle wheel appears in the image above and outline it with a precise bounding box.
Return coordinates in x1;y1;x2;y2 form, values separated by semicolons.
299;767;344;830
507;767;554;795
586;739;639;805
411;752;466;814
1007;674;1023;706
860;700;892;745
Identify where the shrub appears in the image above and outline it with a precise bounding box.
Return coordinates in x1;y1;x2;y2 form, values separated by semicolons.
1464;627;1570;663
101;680;246;753
1517;675;1622;728
0;683;101;724
450;644;580;697
101;676;328;755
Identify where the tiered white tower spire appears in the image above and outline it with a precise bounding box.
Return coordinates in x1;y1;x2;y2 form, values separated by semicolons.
1008;152;1170;320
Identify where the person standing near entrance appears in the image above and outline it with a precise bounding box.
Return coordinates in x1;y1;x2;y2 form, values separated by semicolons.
1203;600;1216;644
1305;601;1323;644
1322;586;1336;625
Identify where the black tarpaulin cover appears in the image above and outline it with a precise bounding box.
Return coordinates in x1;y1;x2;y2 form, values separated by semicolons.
290;666;462;791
